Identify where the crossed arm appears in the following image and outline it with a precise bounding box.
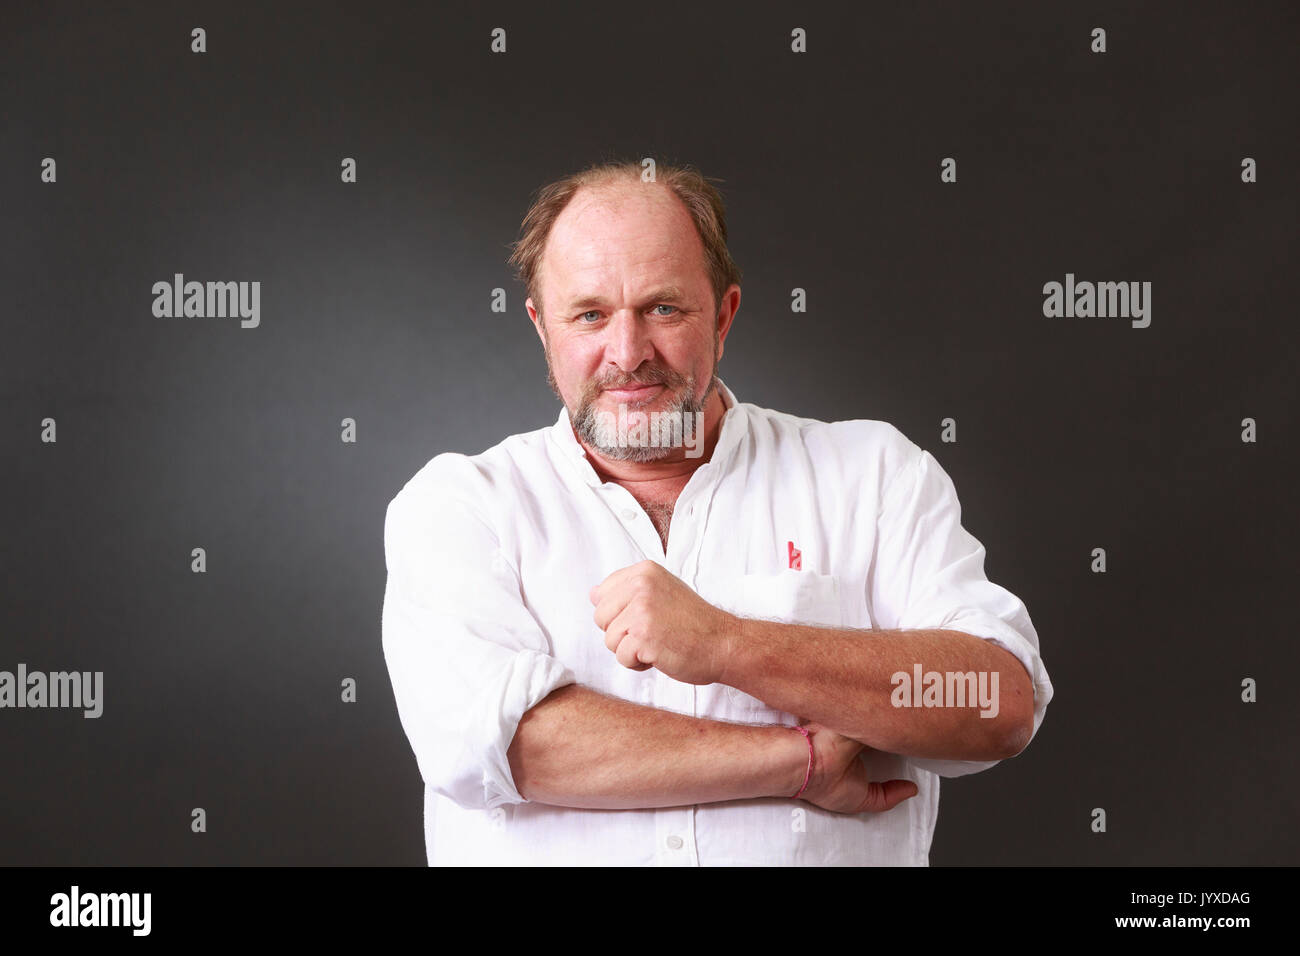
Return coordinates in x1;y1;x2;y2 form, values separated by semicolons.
506;561;1036;811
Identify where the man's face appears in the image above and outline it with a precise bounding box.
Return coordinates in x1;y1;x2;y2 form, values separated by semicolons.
526;181;736;462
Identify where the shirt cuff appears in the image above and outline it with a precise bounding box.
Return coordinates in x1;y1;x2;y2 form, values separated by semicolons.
481;649;578;809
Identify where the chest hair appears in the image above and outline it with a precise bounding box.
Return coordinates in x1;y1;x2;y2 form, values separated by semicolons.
638;500;675;550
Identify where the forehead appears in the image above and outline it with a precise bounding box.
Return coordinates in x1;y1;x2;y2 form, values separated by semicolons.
541;182;707;307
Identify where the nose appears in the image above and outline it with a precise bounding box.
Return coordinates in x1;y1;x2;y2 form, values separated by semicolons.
603;310;655;375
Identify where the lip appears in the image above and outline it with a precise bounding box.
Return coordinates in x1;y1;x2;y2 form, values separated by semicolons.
603;383;663;400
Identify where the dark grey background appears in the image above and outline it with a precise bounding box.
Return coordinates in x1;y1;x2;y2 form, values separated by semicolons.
2;0;1295;865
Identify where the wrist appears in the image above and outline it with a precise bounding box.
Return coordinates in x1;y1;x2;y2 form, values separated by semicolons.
716;611;754;689
763;724;813;800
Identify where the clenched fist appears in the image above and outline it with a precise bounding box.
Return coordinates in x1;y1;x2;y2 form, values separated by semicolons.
590;560;738;685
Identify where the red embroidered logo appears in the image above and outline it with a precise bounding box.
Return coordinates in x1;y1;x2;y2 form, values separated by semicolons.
787;540;802;570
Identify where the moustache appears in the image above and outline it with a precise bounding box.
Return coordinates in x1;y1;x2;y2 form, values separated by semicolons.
591;370;684;392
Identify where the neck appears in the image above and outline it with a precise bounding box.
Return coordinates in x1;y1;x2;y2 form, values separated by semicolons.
576;388;728;488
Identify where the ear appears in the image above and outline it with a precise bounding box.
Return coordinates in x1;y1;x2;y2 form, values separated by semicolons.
714;284;741;362
526;297;546;346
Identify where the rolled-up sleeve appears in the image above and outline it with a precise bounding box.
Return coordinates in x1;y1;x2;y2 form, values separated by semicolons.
381;455;577;810
868;435;1054;778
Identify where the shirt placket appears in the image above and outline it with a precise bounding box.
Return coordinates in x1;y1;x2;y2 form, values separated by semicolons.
655;483;709;866
548;390;743;867
588;481;699;863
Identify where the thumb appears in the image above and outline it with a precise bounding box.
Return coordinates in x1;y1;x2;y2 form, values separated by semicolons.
853;778;919;814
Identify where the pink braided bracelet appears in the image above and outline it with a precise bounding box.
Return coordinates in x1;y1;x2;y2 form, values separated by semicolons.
791;725;813;798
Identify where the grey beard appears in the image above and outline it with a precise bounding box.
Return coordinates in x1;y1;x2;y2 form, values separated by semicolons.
539;319;722;461
573;374;718;462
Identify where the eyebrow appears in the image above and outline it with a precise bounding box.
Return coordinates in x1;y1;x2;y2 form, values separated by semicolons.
563;286;689;312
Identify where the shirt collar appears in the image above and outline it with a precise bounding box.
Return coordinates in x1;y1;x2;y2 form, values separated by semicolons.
549;378;746;487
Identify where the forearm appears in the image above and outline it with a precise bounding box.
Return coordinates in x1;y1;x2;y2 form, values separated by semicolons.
721;621;1034;760
506;683;807;809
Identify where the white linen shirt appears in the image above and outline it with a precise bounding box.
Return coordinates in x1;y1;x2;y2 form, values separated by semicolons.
381;380;1053;865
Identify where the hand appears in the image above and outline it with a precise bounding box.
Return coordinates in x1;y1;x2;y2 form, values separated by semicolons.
795;719;919;814
590;560;737;685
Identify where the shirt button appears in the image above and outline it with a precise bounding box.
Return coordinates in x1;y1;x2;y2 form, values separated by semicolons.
666;835;684;850
621;509;637;521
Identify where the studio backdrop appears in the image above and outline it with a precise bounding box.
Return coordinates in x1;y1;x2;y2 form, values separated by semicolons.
2;0;1295;865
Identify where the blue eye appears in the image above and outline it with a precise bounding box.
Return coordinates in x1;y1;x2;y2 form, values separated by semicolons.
576;305;676;323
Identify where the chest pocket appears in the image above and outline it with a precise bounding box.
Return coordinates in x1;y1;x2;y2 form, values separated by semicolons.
705;570;843;714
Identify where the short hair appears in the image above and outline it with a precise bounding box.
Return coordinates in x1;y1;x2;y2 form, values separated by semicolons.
507;159;743;321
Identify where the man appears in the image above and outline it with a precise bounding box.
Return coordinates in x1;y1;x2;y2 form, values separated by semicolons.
381;160;1054;865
